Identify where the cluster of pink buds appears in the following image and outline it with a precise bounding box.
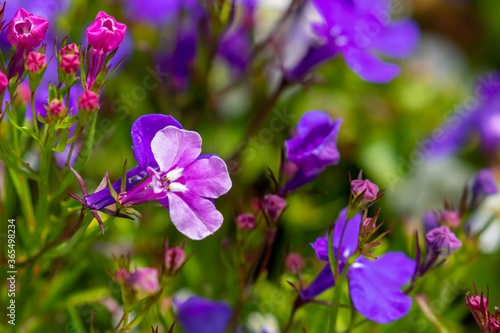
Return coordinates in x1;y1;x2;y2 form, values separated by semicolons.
466;285;500;333
59;43;81;75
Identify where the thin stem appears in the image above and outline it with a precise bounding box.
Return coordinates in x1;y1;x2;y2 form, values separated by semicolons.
31;91;40;137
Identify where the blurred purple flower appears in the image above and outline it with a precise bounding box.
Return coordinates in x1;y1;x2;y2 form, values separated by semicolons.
174;295;233;333
287;0;419;83
126;268;160;295
85;114;232;240
425;73;500;157
302;207;415;324
472;168;498;200
426;226;462;258
285;111;341;190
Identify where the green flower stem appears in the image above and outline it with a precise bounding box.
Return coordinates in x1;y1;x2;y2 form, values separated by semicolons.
31;92;39;137
35;126;53;240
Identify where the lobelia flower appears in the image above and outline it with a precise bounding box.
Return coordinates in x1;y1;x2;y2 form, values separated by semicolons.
424;73;500;158
285;111;342;190
174;295;233;333
287;0;419;83
472;169;499;200
84;114;232;240
301;207;415;324
85;11;126;89
6;8;49;80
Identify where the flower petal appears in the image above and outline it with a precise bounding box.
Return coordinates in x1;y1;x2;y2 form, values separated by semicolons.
369;19;420;59
167;190;224;240
300;265;335;300
151;126;202;172
296;110;333;138
131;114;182;168
341;46;400;83
174;295;233;333
183;155;232;198
349;252;415;323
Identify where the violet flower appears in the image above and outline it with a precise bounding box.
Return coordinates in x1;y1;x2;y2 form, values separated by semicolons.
302;207;415;324
84;114;232;240
85;11;127;89
6;8;49;80
426;226;462;258
472;169;499;200
287;0;419;83
285;111;342;190
174;295;233;333
424;73;500;157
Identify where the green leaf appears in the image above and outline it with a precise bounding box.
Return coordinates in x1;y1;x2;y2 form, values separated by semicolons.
53;129;71;152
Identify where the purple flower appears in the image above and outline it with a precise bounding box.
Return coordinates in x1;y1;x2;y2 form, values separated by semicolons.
472;169;498;199
85;114;232;240
426;226;462;258
6;8;49;79
85;11;127;89
302;207;415;324
287;0;419;83
425;73;500;157
174;295;233;333
285;111;342;190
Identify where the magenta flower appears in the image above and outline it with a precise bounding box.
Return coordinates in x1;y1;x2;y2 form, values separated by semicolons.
25;51;46;73
60;54;80;74
77;90;100;113
262;194;287;220
287;0;419;83
126;268;160;295
302;207;415;324
6;8;49;79
0;70;7;93
84;114;232;240
236;212;255;231
85;11;127;89
174;295;233;333
285;111;342;190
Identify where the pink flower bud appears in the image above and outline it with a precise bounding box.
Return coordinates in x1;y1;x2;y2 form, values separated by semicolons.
86;11;126;52
127;268;160;295
285;252;304;272
15;84;31;105
236;213;255;231
48;99;66;118
165;247;186;272
60;54;80;74
466;294;488;312
363;217;375;232
426;226;462;257
115;269;129;283
0;70;8;93
351;179;379;202
77;90;99;112
26;51;46;73
489;318;500;332
262;194;287;220
6;9;49;49
59;43;80;56
439;210;461;229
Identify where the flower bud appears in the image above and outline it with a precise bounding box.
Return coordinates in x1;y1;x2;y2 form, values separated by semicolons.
26;52;46;73
60;54;80;74
77;90;99;113
351;178;379;203
362;217;375;232
165;247;186;272
0;70;8;93
115;269;129;283
285;252;304;272
262;194;287;220
422;211;439;233
236;213;255;231
426;226;462;257
466;294;488;312
59;43;80;56
489;318;500;332
439;210;461;229
48;99;66;119
14;84;30;105
472;169;498;199
126;268;160;295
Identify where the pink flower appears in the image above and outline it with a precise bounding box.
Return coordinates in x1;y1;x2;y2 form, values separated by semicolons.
262;194;287;220
59;43;80;56
236;213;255;231
86;11;127;52
127;268;160;295
26;51;46;73
351;178;379;203
48;99;66;119
0;71;8;93
60;54;80;74
6;8;49;49
77;90;99;112
165;247;186;272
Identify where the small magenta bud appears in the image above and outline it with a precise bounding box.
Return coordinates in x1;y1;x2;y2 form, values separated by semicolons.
472;169;498;199
439;210;461;229
351;178;379;202
426;226;462;257
165;247;186;272
115;269;129;283
59;43;80;56
127;268;160;295
26;51;46;73
489;318;500;332
363;217;375;232
60;54;80;74
262;194;287;220
466;293;488;312
236;213;255;231
48;99;66;118
285;252;304;272
77;90;99;113
0;71;8;93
